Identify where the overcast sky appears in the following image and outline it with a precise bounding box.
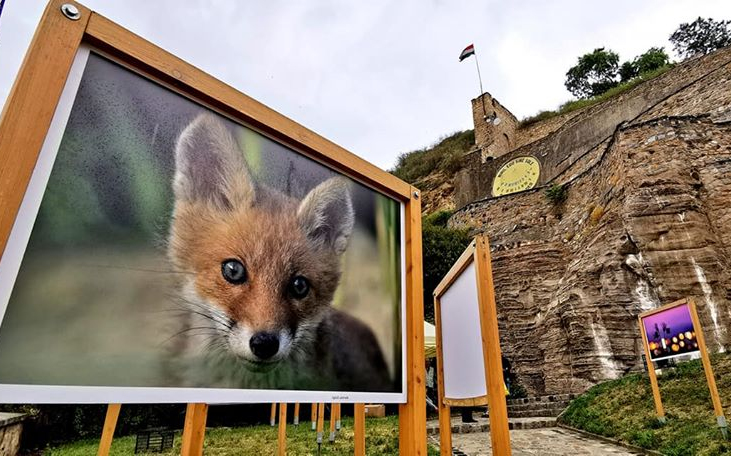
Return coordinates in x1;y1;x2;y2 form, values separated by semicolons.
1;1;730;170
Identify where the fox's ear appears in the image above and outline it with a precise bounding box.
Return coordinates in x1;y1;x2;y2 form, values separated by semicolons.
173;113;254;209
297;177;354;255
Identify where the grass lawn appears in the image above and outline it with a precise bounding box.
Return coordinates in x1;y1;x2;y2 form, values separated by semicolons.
560;353;731;456
45;415;439;456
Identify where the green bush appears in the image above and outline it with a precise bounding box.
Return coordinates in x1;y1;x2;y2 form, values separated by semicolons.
392;130;474;185
544;183;568;204
421;211;472;323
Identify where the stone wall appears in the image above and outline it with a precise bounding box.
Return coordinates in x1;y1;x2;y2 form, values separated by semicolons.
0;414;25;456
471;93;519;160
455;46;731;207
514;108;587;150
451;116;731;394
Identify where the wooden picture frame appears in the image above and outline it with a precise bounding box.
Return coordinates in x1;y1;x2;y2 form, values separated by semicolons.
639;298;728;438
0;1;426;454
433;235;511;456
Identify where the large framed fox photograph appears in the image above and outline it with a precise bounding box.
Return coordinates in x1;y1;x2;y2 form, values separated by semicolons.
0;1;425;409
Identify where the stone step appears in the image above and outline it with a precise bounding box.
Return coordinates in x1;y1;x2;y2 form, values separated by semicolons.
505;394;576;405
503;394;575;417
508;409;565;418
507;401;570;412
426;416;557;435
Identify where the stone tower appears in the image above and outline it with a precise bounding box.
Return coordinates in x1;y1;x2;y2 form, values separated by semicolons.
471;93;518;161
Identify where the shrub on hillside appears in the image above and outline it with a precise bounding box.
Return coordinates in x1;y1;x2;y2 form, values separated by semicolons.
392;130;474;185
421;211;472;323
545;183;568;205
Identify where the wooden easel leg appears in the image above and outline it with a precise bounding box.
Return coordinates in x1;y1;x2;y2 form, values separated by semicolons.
354;403;366;456
689;299;728;439
270;403;277;426
316;402;325;444
438;402;452;456
311;403;318;431
329;403;336;442
399;189;427;455
293;403;300;426
474;236;512;456
278;403;288;456
181;403;208;456
97;404;121;456
434;295;452;456
638;318;665;423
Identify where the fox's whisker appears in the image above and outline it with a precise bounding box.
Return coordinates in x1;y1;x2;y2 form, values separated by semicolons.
74;263;196;275
171;297;235;329
160;326;224;345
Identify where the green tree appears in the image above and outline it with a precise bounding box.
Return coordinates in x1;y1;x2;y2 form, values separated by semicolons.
670;17;731;60
618;61;638;83
619;47;670;82
421;211;472;323
565;48;620;98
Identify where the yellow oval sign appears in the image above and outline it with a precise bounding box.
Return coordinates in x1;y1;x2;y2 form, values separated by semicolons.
492;156;540;197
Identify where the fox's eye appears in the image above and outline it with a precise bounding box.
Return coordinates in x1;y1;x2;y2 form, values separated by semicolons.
221;259;247;284
288;276;310;299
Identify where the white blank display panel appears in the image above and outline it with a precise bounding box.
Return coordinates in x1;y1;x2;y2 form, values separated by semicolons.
439;262;487;400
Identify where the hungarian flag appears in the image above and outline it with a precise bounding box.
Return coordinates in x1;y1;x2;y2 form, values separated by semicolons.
459;44;475;62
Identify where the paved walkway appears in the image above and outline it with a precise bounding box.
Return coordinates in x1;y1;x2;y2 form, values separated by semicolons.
429;427;643;455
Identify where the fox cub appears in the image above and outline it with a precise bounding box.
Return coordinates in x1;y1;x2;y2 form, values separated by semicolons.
166;113;392;391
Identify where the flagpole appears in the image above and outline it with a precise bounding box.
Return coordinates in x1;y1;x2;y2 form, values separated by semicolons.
473;50;488;120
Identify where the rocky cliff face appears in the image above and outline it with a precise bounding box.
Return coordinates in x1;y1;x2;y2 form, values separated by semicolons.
448;48;731;395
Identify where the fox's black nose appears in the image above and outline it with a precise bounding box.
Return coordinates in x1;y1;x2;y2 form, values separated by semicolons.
250;332;280;360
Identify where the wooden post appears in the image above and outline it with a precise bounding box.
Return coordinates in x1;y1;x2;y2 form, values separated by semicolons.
97;404;121;456
270;403;277;426
277;403;288;456
689;299;728;438
0;0;91;255
399;187;428;456
474;236;512;456
638;316;665;422
329;403;337;442
311;403;318;431
354;403;366;456
434;296;453;456
316;402;325;444
181;403;208;456
293;403;300;426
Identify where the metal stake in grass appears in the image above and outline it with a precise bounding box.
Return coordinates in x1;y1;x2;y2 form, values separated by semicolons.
719;416;728;440
334;403;341;432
